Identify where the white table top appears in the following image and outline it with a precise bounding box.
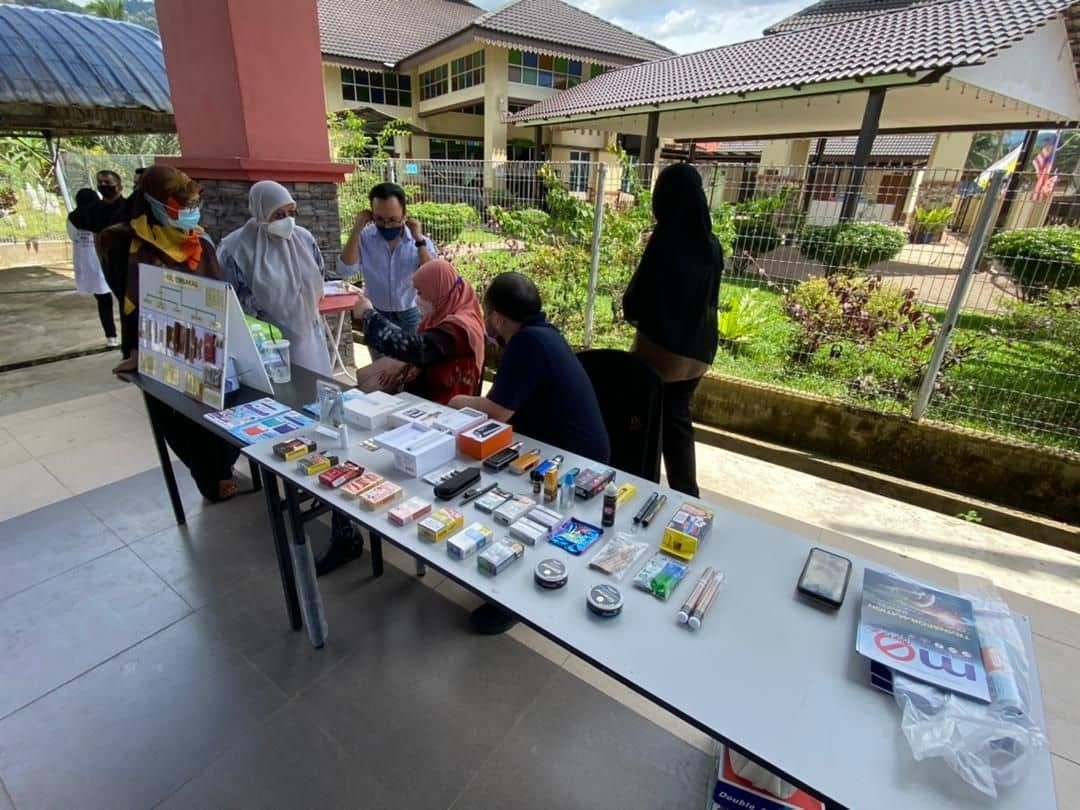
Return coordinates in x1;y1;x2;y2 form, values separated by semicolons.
243;425;1057;810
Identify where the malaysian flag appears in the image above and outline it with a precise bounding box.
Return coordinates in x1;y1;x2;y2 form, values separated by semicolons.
1032;133;1061;201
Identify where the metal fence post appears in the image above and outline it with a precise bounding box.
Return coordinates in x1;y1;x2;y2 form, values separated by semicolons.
583;162;608;349
911;170;1006;421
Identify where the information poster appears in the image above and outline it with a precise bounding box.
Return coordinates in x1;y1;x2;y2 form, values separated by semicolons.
138;264;270;409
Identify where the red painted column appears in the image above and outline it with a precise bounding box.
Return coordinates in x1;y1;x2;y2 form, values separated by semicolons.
154;0;349;182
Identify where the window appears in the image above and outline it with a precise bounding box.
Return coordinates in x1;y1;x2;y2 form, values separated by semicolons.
428;138;483;160
508;50;604;89
457;103;484;115
451;50;485;91
620;155;639;193
569;150;590;193
340;68;412;107
420;64;449;100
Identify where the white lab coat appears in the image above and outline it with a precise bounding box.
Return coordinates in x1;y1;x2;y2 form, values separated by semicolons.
66;221;110;295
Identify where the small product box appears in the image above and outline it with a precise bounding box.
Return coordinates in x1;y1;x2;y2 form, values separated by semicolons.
509;517;547;546
343;391;405;431
388;496;432;527
341;471;384;499
296;453;337;476
661;503;715;561
432;407;488;435
357;481;403;511
574;468;616;500
478;538;525;576
527;505;564;531
389;403;448;429
417;507;465;543
711;743;823;810
373;423;457;478
493;495;535;526
318;460;363;489
446;522;493;560
273;437;316;462
474;487;513;514
457;420;513;460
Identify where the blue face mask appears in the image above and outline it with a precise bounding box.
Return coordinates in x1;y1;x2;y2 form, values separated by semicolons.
376;225;402;241
146;194;201;230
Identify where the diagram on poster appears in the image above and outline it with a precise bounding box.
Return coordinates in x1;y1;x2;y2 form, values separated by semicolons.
137;264;271;409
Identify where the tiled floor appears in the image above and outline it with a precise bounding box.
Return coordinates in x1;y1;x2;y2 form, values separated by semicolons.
0;353;1077;809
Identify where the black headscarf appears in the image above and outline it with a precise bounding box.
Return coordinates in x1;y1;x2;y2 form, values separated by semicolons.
623;163;723;364
67;188;101;231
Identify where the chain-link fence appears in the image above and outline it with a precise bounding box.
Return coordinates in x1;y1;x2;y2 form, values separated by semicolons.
340;158;1078;455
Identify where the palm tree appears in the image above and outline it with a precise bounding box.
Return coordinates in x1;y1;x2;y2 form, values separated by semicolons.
85;0;126;21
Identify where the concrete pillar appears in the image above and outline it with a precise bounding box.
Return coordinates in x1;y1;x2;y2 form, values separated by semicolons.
482;46;509;188
155;0;355;367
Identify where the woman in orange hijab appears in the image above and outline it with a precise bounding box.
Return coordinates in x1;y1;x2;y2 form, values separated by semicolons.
352;259;485;404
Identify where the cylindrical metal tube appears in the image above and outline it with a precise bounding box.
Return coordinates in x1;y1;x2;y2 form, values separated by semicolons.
688;572;726;630
677;567;715;624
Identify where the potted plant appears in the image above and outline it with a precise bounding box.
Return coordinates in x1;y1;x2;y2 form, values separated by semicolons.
911;206;953;244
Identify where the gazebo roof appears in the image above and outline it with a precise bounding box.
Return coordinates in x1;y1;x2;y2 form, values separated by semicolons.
0;4;173;136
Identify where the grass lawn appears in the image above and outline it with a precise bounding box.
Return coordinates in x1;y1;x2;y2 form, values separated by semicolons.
0;192;69;242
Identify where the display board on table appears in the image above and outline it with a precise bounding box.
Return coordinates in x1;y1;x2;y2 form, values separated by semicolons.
137;263;272;409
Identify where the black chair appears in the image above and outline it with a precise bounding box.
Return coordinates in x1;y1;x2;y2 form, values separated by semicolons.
577;349;663;482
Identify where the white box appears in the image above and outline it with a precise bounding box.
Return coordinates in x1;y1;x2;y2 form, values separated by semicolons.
711;744;823;810
389;402;450;429
432;407;488;435
343;391;404;430
373;422;457;477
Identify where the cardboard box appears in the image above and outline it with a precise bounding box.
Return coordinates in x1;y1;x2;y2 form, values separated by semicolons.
417;507;464;543
357;481;403;511
343;391;405;431
432;407;488;435
373;423;457;477
446;522;493;560
661;502;714;561
388;403;450;429
457;420;512;460
388;497;432;527
340;471;384;499
711;744;823;810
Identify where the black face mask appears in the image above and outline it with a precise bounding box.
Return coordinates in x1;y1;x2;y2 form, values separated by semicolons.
97;184;118;200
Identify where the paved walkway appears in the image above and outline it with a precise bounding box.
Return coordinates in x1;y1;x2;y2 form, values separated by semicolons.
0;353;1076;807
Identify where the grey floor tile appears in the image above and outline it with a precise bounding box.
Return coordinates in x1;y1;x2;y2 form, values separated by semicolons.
452;669;713;810
0;497;122;601
0;778;13;810
77;467;207;544
0;547;190;719
154;702;398;810
128;492;275;610
0;614;286;810
294;577;560;809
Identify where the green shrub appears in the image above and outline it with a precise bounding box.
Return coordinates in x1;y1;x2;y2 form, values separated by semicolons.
483;188;519;210
718;289;779;348
733;216;782;257
409;202;479;244
988;226;1080;299
1003;286;1080;353
799;222;907;273
488;206;552;242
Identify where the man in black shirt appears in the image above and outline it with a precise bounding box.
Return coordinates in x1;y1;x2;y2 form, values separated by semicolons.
450;272;610;634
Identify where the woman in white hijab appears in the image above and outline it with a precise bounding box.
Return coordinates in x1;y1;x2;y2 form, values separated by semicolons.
219;180;332;374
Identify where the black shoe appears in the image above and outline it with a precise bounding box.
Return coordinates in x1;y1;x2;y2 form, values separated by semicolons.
315;526;364;577
469;602;518;635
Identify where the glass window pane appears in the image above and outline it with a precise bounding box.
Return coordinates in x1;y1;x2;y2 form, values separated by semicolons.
509;50;522;65
385;90;397;106
554;75;568;90
477;50;484;65
539;54;553;71
355;71;368;86
342;84;355;101
341;68;354;83
568;77;579;88
371;88;384;104
400;75;411;90
523;68;537;85
569;60;582;75
554;57;568;72
539;71;553;88
508;66;522;83
401;91;412;107
357;86;369;103
370;72;383;87
523;51;538;68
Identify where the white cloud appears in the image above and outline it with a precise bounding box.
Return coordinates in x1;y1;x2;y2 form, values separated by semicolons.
472;0;808;53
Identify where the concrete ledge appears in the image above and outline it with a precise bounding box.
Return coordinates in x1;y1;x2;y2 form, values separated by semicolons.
692;374;1079;529
0;241;70;269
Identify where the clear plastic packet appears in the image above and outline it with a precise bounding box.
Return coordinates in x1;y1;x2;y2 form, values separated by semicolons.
891;577;1047;798
588;532;650;581
632;552;689;601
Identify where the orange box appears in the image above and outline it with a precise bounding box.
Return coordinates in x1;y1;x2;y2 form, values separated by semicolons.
457;420;512;460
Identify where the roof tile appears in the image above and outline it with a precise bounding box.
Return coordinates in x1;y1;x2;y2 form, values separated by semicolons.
510;0;1074;123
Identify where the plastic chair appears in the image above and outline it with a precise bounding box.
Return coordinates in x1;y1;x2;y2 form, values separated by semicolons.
577;349;663;482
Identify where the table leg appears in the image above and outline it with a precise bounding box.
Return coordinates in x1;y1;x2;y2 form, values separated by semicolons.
368;529;384;578
284;481;328;648
248;457;263;493
415;559;427;577
261;469;302;631
142;391;185;526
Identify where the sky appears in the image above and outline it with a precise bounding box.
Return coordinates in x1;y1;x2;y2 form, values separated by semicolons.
472;0;808;54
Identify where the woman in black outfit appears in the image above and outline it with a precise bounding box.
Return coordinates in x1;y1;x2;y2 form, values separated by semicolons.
622;163;723;497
